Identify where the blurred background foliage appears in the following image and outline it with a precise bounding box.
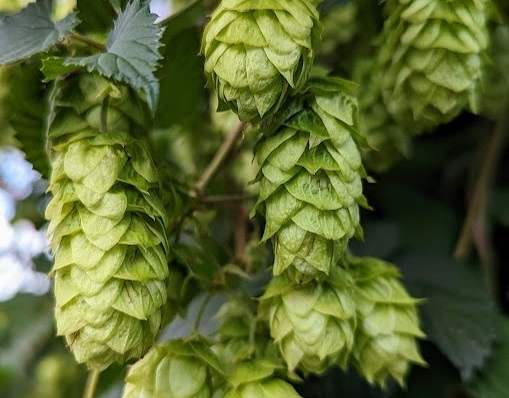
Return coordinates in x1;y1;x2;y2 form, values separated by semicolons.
1;0;509;397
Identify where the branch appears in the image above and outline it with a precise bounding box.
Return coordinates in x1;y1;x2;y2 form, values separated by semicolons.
70;32;106;52
191;122;245;198
454;118;507;264
83;369;100;398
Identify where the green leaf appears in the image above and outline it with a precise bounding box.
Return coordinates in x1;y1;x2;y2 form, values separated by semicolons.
2;63;51;177
469;316;509;398
43;0;163;112
0;0;78;65
397;252;498;381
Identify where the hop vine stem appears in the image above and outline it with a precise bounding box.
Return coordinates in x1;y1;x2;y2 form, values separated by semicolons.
70;32;106;52
454;112;508;290
191;122;245;198
83;369;100;398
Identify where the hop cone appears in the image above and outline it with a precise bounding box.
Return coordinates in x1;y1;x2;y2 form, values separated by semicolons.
355;60;411;173
123;339;224;398
46;74;170;370
216;296;273;364
259;267;356;374
202;0;322;121
254;77;367;282
224;359;303;398
379;0;489;129
350;256;426;387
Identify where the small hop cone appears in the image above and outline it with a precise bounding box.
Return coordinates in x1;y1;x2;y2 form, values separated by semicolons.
379;0;489;129
254;77;367;282
46;74;171;370
123;339;224;398
350;256;426;387
202;0;322;121
224;359;303;398
355;60;412;173
215;296;272;364
259;267;356;375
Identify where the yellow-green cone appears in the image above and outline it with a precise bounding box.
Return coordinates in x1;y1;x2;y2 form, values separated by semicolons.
253;76;367;283
123;339;224;398
379;0;489;130
350;256;426;387
46;74;171;370
202;0;322;121
224;359;303;398
259;267;356;375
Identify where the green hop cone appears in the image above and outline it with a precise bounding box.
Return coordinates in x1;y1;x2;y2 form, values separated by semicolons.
216;295;272;364
123;339;224;398
224;359;303;398
259;267;356;374
355;60;412;173
254;76;367;283
379;0;489;130
202;0;322;121
46;74;171;370
350;256;426;387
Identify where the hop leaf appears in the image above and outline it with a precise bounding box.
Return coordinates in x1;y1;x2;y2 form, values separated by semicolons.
224;359;303;398
379;0;489;129
46;74;171;370
123;339;224;398
349;256;426;387
253;77;367;282
202;0;322;121
259;267;357;375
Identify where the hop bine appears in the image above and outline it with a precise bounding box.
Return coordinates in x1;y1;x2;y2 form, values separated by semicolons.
350;256;426;387
202;0;322;122
379;0;489;130
46;74;171;370
253;76;368;283
259;267;356;375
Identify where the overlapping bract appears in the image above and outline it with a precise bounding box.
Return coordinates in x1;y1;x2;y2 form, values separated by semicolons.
350;256;426;387
202;0;322;121
123;339;223;398
254;77;366;282
224;360;303;398
379;0;489;129
259;267;356;374
46;74;170;370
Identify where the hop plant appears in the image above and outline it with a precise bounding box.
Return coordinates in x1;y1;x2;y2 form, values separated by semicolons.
253;77;367;283
202;0;322;122
350;256;426;387
379;0;489;129
123;339;224;398
259;267;356;374
46;74;171;370
224;359;303;398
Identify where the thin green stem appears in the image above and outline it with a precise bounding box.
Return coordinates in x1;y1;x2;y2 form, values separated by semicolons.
191;122;245;198
193;293;213;332
71;32;106;52
83;369;100;398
